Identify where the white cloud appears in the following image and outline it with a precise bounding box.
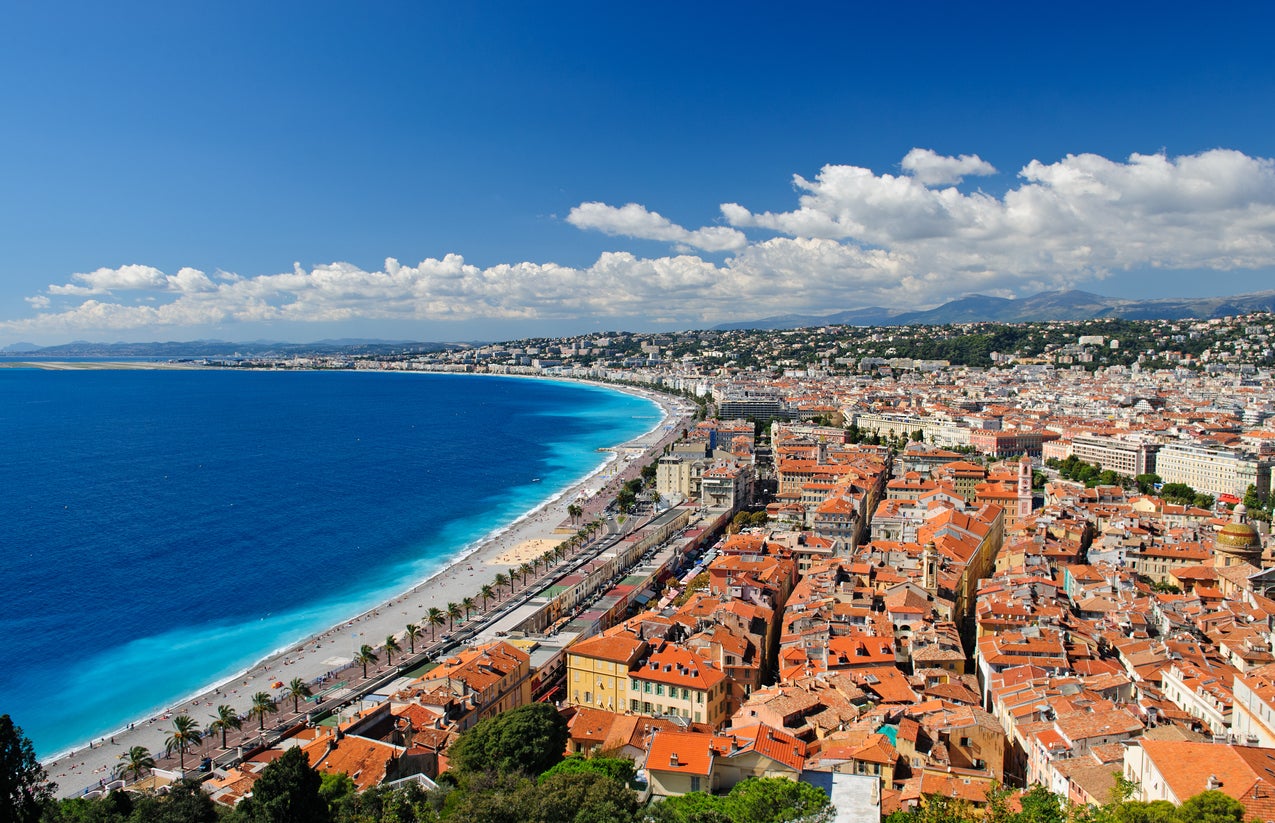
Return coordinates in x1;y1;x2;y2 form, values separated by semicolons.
901;148;997;186
567;202;747;252
5;147;1275;339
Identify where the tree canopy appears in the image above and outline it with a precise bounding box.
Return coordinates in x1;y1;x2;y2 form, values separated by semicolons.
0;714;55;823
232;746;329;823
649;777;831;823
446;703;568;778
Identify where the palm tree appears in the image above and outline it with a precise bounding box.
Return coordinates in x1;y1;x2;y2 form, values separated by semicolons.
494;572;509;597
384;634;401;666
568;503;583;524
520;561;534;587
249;691;277;732
541;550;555;569
404;623;422;654
480;584;495;611
287;678;312;713
115;745;154;782
165;715;202;772
208;704;242;749
427;606;446;639
447;601;462;630
355;644;378;679
461;596;476;621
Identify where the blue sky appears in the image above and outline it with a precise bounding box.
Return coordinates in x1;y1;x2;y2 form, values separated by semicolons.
2;2;1274;345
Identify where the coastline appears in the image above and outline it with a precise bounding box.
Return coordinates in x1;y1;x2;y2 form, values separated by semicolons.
42;371;687;797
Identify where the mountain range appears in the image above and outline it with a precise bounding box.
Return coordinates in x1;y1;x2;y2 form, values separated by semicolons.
0;339;462;357
6;289;1275;356
712;289;1275;331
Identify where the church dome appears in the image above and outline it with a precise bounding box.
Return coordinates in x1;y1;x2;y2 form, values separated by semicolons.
1216;504;1262;559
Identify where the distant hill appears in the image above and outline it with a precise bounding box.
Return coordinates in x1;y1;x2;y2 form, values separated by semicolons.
713;289;1275;330
0;339;467;358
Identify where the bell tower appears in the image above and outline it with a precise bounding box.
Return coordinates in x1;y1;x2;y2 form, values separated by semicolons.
1018;456;1033;521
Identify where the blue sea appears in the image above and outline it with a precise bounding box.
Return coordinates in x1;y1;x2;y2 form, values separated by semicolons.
0;368;660;758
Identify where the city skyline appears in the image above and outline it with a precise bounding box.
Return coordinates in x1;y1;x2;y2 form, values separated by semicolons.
3;2;1274;345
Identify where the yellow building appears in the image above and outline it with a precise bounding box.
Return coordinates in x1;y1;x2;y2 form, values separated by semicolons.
631;641;730;728
565;627;648;713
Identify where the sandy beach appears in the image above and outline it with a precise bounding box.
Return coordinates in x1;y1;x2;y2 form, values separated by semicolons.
44;375;689;797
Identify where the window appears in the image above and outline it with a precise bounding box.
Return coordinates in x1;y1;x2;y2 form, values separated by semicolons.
690;777;701;792
644;682;652;694
697;692;704;704
584;691;591;703
656;684;665;696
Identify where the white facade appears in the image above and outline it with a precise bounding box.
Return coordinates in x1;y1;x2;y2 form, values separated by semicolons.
1156;443;1271;500
1232;676;1275;748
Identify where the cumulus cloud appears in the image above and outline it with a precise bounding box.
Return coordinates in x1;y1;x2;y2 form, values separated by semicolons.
901;148;997;186
567;202;747;252
5;147;1275;339
48;264;216;296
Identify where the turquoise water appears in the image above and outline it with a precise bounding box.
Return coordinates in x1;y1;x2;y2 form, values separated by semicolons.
0;369;660;757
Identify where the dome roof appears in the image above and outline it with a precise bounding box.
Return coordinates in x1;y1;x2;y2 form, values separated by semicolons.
1216;506;1262;556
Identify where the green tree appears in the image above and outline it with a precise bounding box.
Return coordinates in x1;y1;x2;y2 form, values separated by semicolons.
130;778;219;823
530;770;640;823
462;596;477;621
355;644;378;679
1160;483;1199;505
480;585;495;612
1017;784;1065;823
287;678;313;714
1173;790;1245;823
1135;473;1162;494
647;792;732;823
447;703;568;777
235;746;330;823
721;776;833;823
249;691;278;732
427;606;446;640
384;634;401;667
115;745;155;782
447;601;463;631
209;704;243;749
539;754;636;785
440;771;534;823
1110;800;1178;823
164;715;202;772
317;772;356;818
46;789;135;823
405;623;422;654
493;572;510;597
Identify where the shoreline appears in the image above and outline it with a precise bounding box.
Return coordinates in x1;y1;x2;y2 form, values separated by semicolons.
41;371;687;796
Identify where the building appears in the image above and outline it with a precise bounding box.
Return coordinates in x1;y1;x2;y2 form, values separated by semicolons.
1156;443;1272;501
631;641;731;727
565;626;649;713
1070;434;1160;477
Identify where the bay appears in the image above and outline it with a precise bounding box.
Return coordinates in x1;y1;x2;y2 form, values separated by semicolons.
0;368;659;757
